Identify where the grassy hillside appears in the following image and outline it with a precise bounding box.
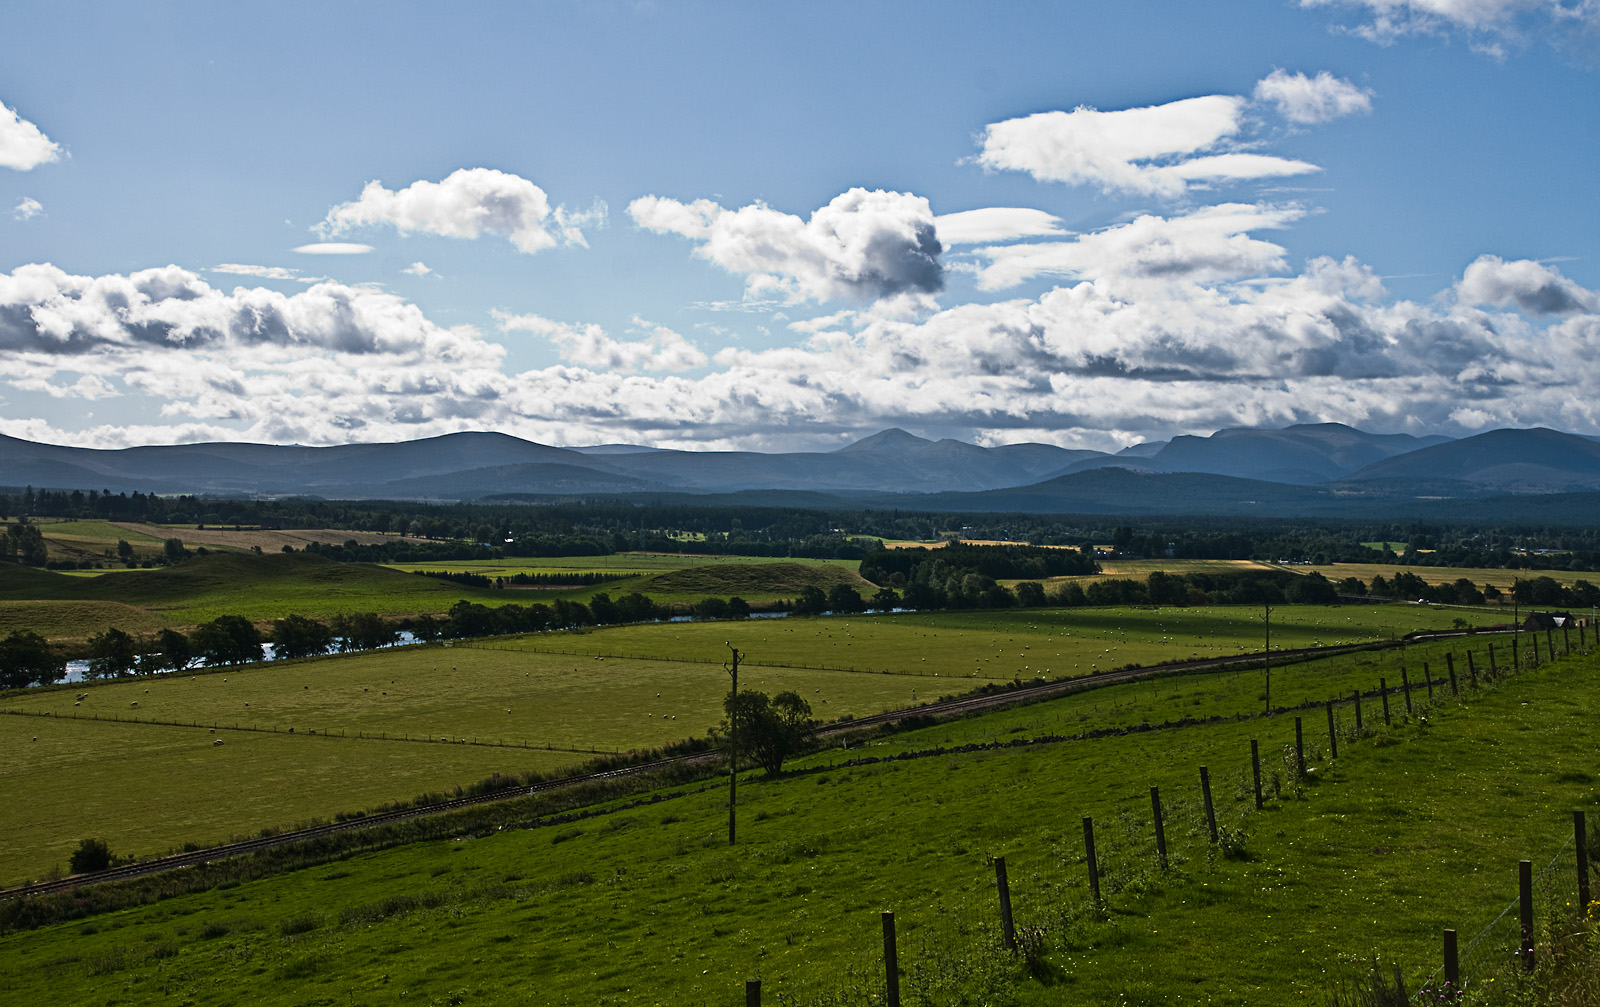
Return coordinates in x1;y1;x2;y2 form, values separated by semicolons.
0;638;1592;1004
0;552;496;633
643;560;874;599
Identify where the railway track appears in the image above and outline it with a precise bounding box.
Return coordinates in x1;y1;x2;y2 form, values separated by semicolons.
1;631;1476;902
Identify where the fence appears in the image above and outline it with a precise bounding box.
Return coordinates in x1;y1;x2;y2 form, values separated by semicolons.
728;623;1595;1005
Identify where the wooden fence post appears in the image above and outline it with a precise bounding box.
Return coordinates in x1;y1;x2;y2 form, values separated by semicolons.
1547;629;1555;661
1326;701;1338;760
1443;928;1459;992
1446;654;1458;695
1083;817;1101;904
1488;642;1498;678
1467;651;1478;688
882;911;901;1007
994;856;1016;950
1251;740;1264;810
1150;787;1168;868
1562;625;1570;656
1200;767;1218;844
746;979;761;1007
1578;811;1591;915
1531;633;1541;666
1424;662;1434;700
1379;678;1392;725
1353;690;1363;734
1294;717;1305;778
1401;668;1413;714
1520;859;1535;972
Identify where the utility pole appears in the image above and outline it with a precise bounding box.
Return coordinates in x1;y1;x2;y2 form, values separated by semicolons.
1264;602;1272;713
1512;578;1521;671
725;643;740;846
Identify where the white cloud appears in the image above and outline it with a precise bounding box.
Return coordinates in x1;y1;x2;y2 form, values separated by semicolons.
977;95;1322;197
0;101;60;171
935;207;1066;245
1456;254;1600;314
1301;0;1600;54
319;168;601;253
2;251;1597;453
629;187;943;305
402;261;434;277
972;203;1303;291
13;197;43;220
1253;69;1374;123
293;242;373;255
210;264;303;281
497;311;707;372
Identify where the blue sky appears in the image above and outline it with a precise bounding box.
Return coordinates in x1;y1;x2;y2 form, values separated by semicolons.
2;0;1598;451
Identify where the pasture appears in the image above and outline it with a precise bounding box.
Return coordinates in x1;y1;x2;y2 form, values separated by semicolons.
0;637;1592;1005
0;601;1491;885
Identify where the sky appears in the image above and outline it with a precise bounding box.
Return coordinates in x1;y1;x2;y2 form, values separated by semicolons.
1;0;1598;453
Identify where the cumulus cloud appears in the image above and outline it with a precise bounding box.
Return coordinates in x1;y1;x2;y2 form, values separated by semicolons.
402;261;434;277
976;95;1322;197
293;242;373;255
13;197;43;220
319;168;602;253
1456;254;1600;314
497;311;707;372
3;250;1598;453
972;203;1303;291
0;101;60;171
629;187;943;305
935;207;1066;245
1254;69;1374;123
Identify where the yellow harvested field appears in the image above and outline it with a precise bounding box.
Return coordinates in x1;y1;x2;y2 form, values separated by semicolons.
111;523;421;552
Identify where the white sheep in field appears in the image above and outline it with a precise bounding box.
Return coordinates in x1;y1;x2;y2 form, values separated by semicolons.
130;701;138;708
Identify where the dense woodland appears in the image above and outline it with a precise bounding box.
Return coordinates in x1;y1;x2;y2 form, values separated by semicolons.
4;485;1600;573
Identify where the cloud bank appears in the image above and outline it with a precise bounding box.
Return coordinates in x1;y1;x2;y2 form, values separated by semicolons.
3;253;1597;452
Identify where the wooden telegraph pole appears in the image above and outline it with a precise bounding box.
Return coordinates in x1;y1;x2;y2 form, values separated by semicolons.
1264;602;1272;713
725;643;741;846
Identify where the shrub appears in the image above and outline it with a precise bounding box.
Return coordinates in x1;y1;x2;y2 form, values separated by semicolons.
68;838;112;875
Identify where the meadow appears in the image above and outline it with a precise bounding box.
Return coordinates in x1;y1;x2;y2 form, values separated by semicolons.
16;518;420;565
0;632;1591;1005
0;601;1496;887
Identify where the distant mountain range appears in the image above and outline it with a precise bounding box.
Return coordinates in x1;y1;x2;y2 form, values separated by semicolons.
6;423;1600;517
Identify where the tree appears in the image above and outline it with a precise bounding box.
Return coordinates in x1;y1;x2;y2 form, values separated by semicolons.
14;524;47;566
144;627;193;674
720;689;815;775
793;586;828;616
162;537;187;564
0;630;62;688
190;615;262;666
271;614;334;660
827;584;865;614
116;539;135;565
86;627;138;679
69;837;113;874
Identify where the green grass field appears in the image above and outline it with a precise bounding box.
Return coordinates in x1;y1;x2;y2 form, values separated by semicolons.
0;553;497;634
0;601;1499;886
0;637;1591;1005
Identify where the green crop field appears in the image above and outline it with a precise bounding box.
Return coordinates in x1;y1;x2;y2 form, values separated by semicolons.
1;637;1592;1005
489;604;1478;676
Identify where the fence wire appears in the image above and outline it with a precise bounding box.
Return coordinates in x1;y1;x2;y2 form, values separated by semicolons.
1411;823;1580;1000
